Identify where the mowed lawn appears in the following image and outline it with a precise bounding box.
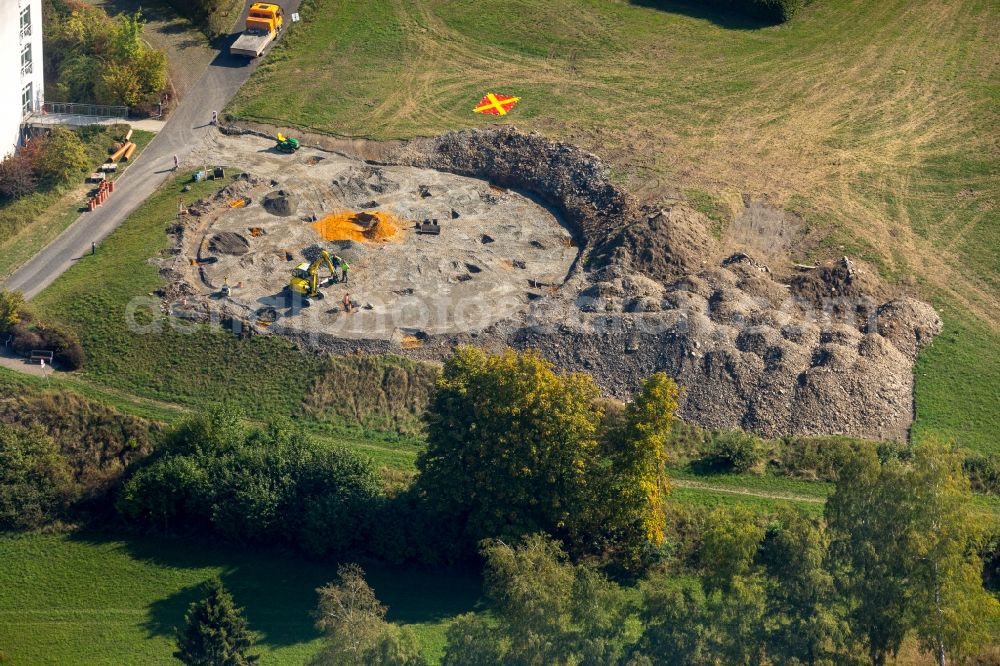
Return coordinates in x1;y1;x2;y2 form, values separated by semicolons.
229;0;1000;454
0;532;481;665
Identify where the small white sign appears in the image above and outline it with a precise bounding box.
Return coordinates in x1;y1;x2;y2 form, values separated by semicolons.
291;12;300;22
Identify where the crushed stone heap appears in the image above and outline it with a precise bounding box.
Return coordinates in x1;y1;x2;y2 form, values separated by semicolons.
166;126;941;441
382;126;941;440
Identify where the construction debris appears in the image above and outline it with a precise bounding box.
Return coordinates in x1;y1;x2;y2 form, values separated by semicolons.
158;126;941;442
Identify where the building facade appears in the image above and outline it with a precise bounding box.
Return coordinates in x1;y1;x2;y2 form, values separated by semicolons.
1;0;44;158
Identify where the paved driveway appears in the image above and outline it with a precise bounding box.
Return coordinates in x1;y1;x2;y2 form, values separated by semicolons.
3;0;301;300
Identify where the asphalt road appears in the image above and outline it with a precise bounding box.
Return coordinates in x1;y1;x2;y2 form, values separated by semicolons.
3;1;300;300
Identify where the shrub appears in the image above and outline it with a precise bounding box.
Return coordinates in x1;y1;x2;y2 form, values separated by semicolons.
117;408;384;555
767;436;908;481
118;455;211;531
964;453;1000;496
0;387;161;502
0;291;24;333
34;128;89;186
10;320;85;370
710;430;765;473
0;144;41;201
8;322;43;353
0;423;76;529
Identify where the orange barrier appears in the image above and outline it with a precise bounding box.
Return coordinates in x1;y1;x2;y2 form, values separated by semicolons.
121;142;137;161
108;142;129;163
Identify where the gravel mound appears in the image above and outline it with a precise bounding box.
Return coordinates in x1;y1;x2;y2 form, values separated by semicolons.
589;207;719;281
332;166;400;207
378;127;942;440
329;240;368;264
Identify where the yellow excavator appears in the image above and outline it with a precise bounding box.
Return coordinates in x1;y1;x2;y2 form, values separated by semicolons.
288;249;336;303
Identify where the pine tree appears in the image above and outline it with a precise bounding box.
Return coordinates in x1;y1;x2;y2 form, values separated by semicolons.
174;578;258;666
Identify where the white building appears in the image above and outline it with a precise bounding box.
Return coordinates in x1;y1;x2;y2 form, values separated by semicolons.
1;0;44;158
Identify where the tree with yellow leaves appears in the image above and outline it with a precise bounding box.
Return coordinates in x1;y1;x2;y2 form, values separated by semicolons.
415;347;679;564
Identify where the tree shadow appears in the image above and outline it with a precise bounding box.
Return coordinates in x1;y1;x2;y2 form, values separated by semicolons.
628;0;781;30
67;530;481;650
686;456;733;475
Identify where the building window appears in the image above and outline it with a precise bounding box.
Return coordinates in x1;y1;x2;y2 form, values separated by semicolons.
21;45;32;77
22;84;33;116
20;7;31;39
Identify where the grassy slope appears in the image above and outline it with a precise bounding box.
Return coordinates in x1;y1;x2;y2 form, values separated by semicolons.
26;170;432;451
0;532;480;665
0;127;155;280
29;172;325;420
911;300;1000;454
229;0;1000;454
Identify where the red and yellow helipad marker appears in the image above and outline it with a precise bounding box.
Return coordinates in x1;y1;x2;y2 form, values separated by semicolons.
474;93;520;116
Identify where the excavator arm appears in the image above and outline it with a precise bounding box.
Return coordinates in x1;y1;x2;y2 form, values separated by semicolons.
304;250;336;296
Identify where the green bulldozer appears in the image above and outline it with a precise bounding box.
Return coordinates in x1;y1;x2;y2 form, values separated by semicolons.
276;132;300;153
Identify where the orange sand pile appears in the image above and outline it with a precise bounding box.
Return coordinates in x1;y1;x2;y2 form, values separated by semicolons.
311;211;400;242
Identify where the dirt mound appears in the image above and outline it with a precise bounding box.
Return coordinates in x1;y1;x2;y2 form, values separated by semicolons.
329;240;368;263
262;189;298;216
589;206;719;281
873;297;943;360
789;257;885;307
511;261;930;440
311;211;399;242
333;166;399;207
388;125;638;243
208;232;249;255
301;241;370;267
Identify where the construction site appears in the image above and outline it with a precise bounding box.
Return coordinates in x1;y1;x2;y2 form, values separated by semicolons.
162;127;943;441
165;136;577;342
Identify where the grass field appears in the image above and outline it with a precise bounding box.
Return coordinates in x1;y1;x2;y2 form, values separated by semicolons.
0;532;481;665
229;0;1000;454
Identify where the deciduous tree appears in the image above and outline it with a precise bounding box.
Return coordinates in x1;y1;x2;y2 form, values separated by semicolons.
441;535;632;666
906;443;1000;666
826;442;1000;665
416;347;678;561
0;423;75;529
310;564;424;666
759;510;845;665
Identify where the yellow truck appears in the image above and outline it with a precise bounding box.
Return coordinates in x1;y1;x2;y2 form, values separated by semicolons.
231;3;284;58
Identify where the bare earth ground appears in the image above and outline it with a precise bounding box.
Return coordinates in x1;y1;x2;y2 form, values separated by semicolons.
171;136;576;338
165;129;939;442
229;0;999;331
